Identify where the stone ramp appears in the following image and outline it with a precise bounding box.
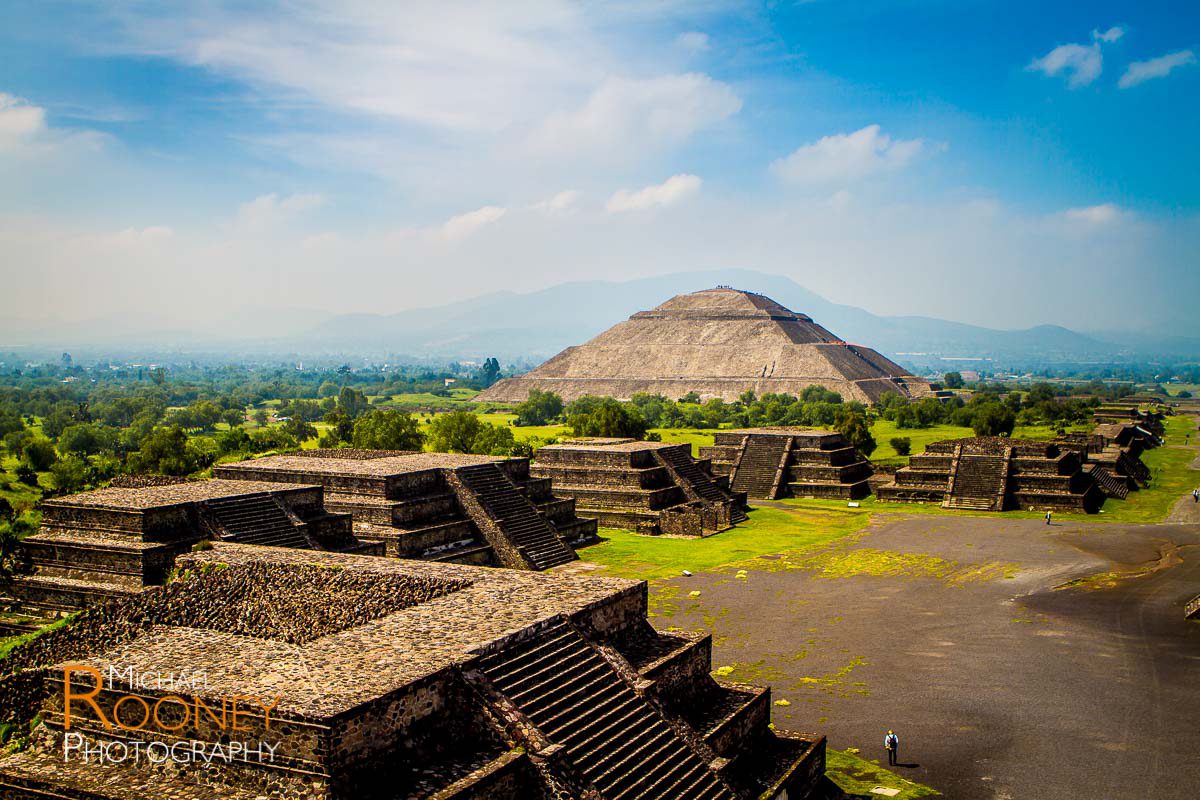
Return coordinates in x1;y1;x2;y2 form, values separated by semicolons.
476;621;736;800
731;435;789;499
654;447;748;524
203;494;311;549
456;463;576;570
944;453;1006;511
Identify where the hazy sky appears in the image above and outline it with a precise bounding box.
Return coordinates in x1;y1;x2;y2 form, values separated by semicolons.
1;1;1197;335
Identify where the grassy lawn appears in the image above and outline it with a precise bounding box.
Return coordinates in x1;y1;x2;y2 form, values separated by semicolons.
826;749;940;798
0;453;48;511
578;505;870;581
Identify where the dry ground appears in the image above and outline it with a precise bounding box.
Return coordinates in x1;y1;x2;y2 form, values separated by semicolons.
655;514;1200;800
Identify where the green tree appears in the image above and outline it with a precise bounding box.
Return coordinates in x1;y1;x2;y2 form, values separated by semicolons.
58;423;118;456
970;403;1016;437
15;463;40;487
50;455;91;493
319;409;356;448
834;408;876;458
128;426;199;475
338;387;370;419
1;514;37;578
567;398;648;439
889;436;912;456
22;439;58;471
480;357;501;387
943;372;964;389
217;426;252;456
514;390;564;427
428;411;483;453
351;409;424;451
317;380;340;398
282;416;318;443
248;427;298;453
253;409;270;427
4;429;32;457
221;408;245;428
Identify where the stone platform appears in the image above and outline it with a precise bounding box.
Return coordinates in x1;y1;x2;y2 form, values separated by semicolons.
0;544;831;800
877;437;1106;512
214;450;597;570
530;439;748;536
701;428;873;501
1;480;373;617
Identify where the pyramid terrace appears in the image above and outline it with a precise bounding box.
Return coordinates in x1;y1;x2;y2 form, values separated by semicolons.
530;439;748;536
0;545;830;800
877;437;1105;512
214;449;597;570
1;479;373;620
700;429;874;501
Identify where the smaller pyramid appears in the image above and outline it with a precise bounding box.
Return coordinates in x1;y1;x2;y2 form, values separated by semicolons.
478;287;931;404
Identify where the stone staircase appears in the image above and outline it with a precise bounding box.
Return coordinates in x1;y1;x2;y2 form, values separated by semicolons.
203;494;312;549
730;436;790;499
1087;465;1130;500
477;621;735;800
655;447;747;524
456;464;576;570
944;454;1007;511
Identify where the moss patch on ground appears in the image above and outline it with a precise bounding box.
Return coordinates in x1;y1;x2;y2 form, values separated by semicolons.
826;748;940;798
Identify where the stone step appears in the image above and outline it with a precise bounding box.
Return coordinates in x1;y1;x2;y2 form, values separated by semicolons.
479;622;734;800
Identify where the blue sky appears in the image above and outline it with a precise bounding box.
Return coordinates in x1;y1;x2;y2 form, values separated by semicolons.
1;1;1197;336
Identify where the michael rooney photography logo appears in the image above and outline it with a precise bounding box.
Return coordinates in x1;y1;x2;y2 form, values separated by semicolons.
60;664;283;766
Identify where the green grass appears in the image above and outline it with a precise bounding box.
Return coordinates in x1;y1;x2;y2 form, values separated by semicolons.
579;505;870;581
0;614;74;661
825;748;940;798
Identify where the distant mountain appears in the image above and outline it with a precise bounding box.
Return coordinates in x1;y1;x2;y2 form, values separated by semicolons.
4;269;1181;365
302;269;1125;364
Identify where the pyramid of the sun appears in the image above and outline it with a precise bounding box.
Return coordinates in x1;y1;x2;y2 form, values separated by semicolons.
478;287;932;404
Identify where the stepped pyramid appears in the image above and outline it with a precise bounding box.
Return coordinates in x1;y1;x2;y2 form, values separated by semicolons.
478;287;931;404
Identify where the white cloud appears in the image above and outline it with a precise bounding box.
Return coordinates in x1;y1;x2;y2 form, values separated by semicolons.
103;226;174;247
606;174;701;212
0;92;106;156
1028;43;1103;87
301;232;339;250
1119;50;1197;88
236;192;325;230
675;31;710;52
1092;26;1125;43
0;93;47;143
531;73;740;156
1062;203;1122;225
770;125;924;185
440;205;507;240
533;190;581;213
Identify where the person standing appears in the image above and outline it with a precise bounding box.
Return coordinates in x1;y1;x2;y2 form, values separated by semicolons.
1192;488;1198;503
884;730;899;766
1045;510;1052;526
